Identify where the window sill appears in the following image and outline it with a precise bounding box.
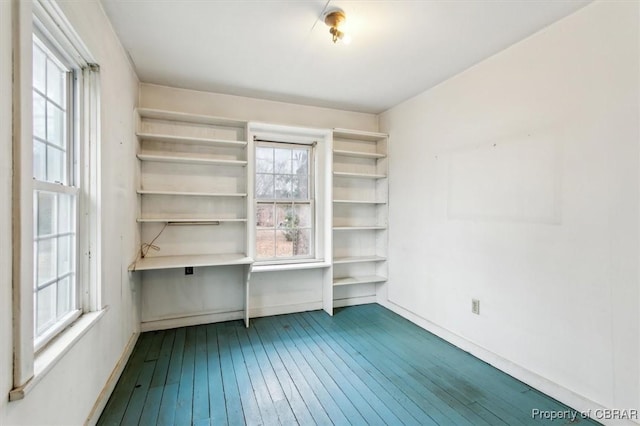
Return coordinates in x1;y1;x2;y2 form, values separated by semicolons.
252;260;331;273
9;307;108;401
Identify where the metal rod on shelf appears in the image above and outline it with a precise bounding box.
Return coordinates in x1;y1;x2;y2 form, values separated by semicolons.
168;221;221;226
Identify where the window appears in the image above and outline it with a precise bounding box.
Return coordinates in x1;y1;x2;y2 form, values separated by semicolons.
32;35;80;349
255;142;314;261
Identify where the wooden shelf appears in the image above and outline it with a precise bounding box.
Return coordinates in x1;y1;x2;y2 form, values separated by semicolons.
333;256;387;265
333;128;388;142
137;153;247;167
130;253;253;271
333;275;387;286
333;226;387;231
138;190;247;197
333;199;386;204
137;108;247;128
136;218;247;224
333;149;386;159
137;132;247;148
333;171;386;179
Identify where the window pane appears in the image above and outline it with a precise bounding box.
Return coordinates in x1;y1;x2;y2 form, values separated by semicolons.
46;60;65;106
33;140;46;181
36;284;57;334
33;92;46;140
276;204;295;229
57;235;73;276
57;276;72;317
37;239;56;286
293;229;311;256
256;203;274;228
292;149;308;175
37;191;56;236
274;148;292;174
256;174;274;199
256;229;275;259
295;204;312;227
46;146;64;183
47;102;65;147
275;229;294;258
291;177;308;199
33;46;46;93
256;147;273;173
275;175;292;199
58;193;74;234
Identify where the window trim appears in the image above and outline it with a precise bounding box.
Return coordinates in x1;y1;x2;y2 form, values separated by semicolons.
247;123;333;269
11;0;101;398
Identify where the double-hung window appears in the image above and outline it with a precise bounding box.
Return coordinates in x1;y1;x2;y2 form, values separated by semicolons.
255;142;314;261
31;35;80;350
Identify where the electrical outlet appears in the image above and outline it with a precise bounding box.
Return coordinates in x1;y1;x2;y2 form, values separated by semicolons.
185;266;194;275
472;299;480;315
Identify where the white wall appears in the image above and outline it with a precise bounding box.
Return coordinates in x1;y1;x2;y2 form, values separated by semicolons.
1;1;140;424
138;84;378;329
380;0;639;417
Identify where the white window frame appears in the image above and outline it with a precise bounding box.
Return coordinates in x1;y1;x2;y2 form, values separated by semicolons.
248;123;332;268
255;141;316;262
11;0;102;400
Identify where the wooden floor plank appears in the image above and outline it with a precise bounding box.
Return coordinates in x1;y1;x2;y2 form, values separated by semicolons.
150;329;176;388
217;321;245;424
156;383;179;426
264;316;335;426
193;325;210;422
99;305;602;426
295;312;439;426
268;315;390;425
235;325;282;425
204;324;227;426
121;360;156;425
261;317;356;426
245;324;299;425
252;318;317;425
138;386;163;426
98;333;154;426
174;326;196;425
226;321;263;425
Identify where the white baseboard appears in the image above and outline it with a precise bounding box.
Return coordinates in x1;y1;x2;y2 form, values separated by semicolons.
379;299;639;426
141;310;245;332
249;301;322;319
334;295;377;308
85;331;139;426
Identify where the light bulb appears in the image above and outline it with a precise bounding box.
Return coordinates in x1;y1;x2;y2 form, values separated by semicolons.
341;33;352;45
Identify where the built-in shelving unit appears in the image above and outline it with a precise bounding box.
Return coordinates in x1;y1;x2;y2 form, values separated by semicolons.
330;128;389;309
130;108;253;325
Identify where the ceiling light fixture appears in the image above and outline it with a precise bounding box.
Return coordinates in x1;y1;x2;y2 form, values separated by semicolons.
324;8;351;45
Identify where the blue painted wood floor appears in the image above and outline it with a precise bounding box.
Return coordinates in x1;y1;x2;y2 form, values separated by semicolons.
98;304;600;425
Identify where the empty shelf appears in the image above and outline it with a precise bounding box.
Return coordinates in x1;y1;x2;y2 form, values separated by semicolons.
333;226;387;231
333;149;386;159
130;253;253;271
137;108;247;128
333;275;387;286
333;128;388;142
137;190;247;197
137;153;247;166
333;256;387;264
333;199;386;204
333;171;386;179
137;218;247;224
137;132;247;148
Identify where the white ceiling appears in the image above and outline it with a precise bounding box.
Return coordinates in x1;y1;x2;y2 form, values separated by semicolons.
100;0;592;114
